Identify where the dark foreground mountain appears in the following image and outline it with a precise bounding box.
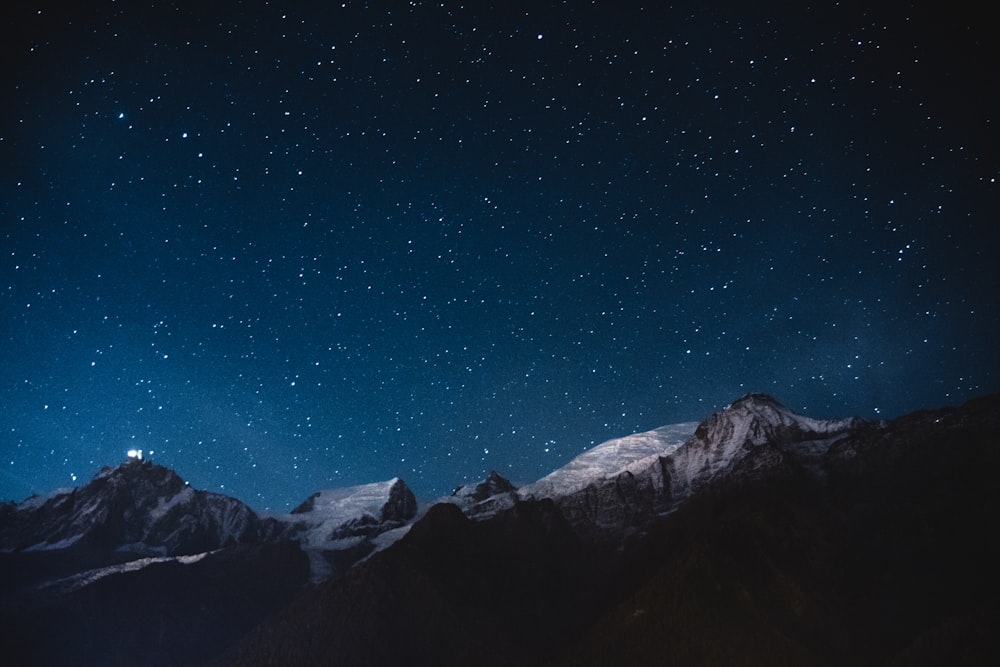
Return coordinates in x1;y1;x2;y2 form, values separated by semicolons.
2;393;998;665
221;394;1000;667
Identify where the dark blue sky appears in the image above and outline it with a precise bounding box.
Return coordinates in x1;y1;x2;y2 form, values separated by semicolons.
2;1;997;510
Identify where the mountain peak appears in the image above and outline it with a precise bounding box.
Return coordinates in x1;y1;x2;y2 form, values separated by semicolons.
93;458;186;494
452;470;517;503
278;478;418;580
447;471;519;519
726;392;787;410
1;459;264;555
697;393;856;449
289;478;416;522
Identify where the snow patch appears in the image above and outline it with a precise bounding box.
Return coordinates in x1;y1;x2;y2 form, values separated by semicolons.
149;485;195;521
278;478;404;550
35;551;214;596
519;422;698;500
369;524;412;553
18;487;73;511
23;533;85;552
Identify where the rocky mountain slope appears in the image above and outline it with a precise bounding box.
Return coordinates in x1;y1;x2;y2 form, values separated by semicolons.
534;393;864;538
443;470;520;518
2;393;998;666
222;393;1000;666
0;458;269;556
274;478;417;580
0;460;420;664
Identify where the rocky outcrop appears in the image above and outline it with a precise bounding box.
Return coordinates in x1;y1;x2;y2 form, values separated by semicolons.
454;470;517;503
382;478;418;522
449;471;519;518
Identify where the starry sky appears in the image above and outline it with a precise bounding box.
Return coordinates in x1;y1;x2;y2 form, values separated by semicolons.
2;1;997;510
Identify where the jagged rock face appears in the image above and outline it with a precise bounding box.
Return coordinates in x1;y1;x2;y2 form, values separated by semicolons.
456;470;517;503
326;514;383;540
691;393;859;451
0;459;265;556
551;394;864;539
552;467;667;538
2;394;998;667
668;393;862;495
318;479;416;541
519;423;696;501
289;492;321;515
381;478;418;522
449;471;519;519
221;394;1000;667
277;477;419;581
282;478;418;544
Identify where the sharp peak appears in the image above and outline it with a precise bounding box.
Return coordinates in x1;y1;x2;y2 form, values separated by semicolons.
694;394;801;439
727;393;788;409
720;393;806;418
101;457;170;473
93;458;186;485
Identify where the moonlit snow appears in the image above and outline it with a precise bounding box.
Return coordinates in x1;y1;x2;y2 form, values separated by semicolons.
518;422;699;499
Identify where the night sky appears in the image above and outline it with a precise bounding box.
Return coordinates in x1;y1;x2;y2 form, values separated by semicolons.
2;1;997;510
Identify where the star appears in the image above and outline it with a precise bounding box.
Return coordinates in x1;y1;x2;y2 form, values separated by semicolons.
0;2;997;511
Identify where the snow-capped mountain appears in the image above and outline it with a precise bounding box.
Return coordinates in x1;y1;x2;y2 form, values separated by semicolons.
3;392;997;667
285;478;417;542
273;478;418;580
221;394;999;667
445;470;519;518
0;462;419;576
0;458;269;556
401;394;865;541
518;421;699;500
667;392;864;494
444;394;859;532
0;394;862;564
523;393;866;537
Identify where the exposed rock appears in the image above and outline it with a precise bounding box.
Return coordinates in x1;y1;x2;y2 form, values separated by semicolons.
449;471;519;519
382;478;418;522
549;393;864;538
220;394;1000;667
454;470;517;503
0;459;268;557
275;477;418;581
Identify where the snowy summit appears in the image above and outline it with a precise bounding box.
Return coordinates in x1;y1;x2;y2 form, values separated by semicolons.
518;421;699;500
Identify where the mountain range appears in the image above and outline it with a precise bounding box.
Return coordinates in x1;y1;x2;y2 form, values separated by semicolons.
1;393;998;665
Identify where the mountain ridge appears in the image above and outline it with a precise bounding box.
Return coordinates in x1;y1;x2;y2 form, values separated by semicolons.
222;391;1000;666
0;458;269;557
2;392;997;666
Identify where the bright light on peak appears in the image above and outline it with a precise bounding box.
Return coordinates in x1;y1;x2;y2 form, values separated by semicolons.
127;449;143;460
